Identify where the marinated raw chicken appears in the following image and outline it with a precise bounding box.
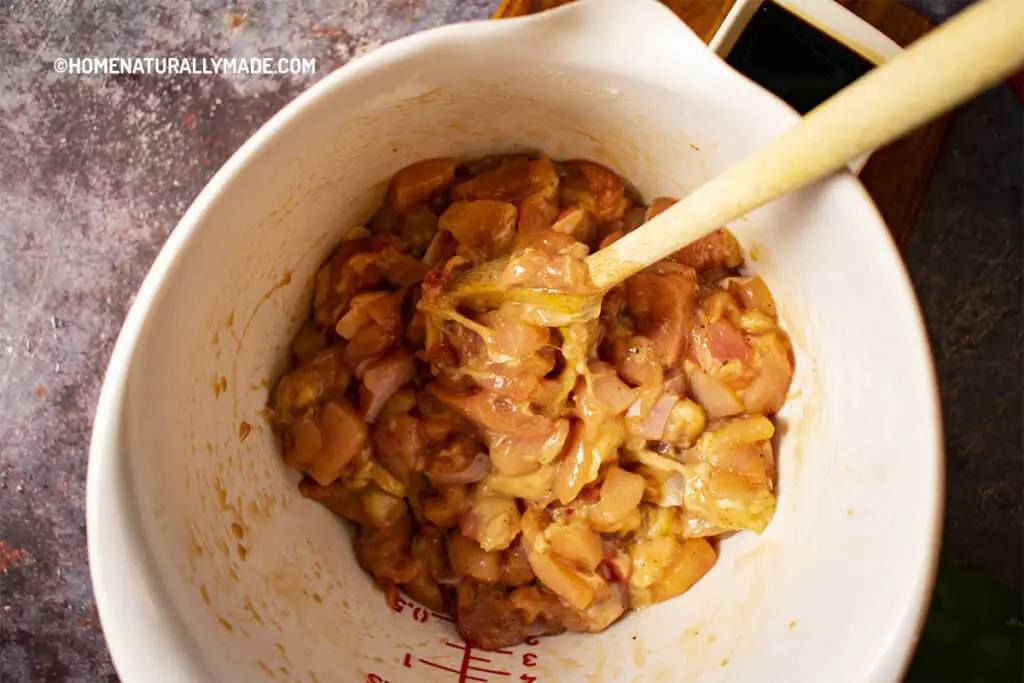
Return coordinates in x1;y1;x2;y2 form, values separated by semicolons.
266;154;794;650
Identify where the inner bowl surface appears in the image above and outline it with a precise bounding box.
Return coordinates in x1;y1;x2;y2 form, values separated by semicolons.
87;2;942;682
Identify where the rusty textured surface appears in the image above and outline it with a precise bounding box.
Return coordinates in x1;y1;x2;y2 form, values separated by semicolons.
0;1;1019;681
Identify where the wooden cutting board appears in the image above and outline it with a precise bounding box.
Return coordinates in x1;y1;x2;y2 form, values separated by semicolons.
493;0;951;249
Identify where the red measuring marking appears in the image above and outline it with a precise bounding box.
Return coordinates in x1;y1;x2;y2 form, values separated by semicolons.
419;658;486;681
389;596;457;625
390;596;541;681
405;640;525;682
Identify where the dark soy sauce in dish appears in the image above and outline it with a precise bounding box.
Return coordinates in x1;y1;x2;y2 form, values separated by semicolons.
726;0;875;115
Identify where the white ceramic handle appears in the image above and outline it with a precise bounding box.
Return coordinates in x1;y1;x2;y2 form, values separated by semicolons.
710;0;903;65
587;0;1024;291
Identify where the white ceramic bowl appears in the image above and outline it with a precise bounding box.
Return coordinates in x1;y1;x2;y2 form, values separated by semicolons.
87;1;943;681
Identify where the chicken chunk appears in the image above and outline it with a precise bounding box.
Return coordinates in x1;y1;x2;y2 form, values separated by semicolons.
272;152;795;648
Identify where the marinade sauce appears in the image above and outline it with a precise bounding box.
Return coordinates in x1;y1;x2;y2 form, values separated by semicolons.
726;1;875;115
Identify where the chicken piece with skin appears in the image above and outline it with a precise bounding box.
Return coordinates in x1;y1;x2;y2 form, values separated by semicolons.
403;525;448;611
628;534;716;608
430;385;557;439
501;542;535;586
553;417;626;506
518;184;560;235
286;398;368;486
312;237;372;329
679;416;778;534
335;290;404;344
558;160;628;222
588;466;646;532
686;285;794;418
453;157;559;205
449;309;554;403
372;388;427;485
482;463;558;503
297;477;368;524
448;533;503;582
511;582;626;636
425;433;491;486
440;200;518;262
625;262;698;367
631;196;743;272
610;335;663;388
313;236;427;330
456;581;528;651
487;418;571;477
503;233;592;294
422;483;470;528
520;507;611;611
357;512;417;585
270;345;351;426
459;486;521;552
387;158;456;214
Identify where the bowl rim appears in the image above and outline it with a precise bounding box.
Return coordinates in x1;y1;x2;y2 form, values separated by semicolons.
86;2;944;681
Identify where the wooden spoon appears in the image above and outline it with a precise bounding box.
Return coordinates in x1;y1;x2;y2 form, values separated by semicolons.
450;0;1023;317
586;0;1024;291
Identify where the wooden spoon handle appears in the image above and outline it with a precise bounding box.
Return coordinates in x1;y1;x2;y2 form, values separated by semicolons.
586;0;1024;291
